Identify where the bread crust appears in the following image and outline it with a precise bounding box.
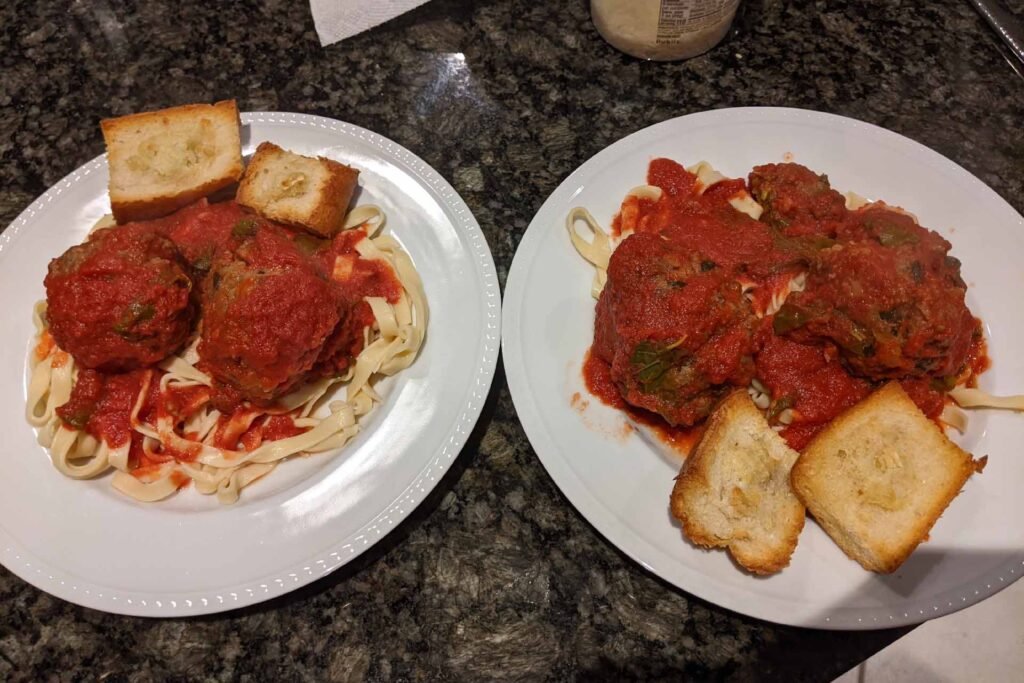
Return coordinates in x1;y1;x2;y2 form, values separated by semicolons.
100;100;240;141
107;178;237;223
101;100;243;223
305;154;359;236
236;142;359;237
671;390;805;575
791;381;984;573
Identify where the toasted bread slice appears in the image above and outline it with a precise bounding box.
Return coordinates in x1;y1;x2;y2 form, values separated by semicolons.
235;142;359;237
791;382;985;573
671;390;805;575
101;100;243;223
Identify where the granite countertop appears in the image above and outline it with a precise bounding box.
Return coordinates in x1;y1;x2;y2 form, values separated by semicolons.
2;0;1023;680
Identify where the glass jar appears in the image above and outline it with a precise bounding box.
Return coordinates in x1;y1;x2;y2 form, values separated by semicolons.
591;0;740;61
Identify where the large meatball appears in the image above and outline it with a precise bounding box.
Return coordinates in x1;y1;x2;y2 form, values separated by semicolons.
312;295;374;379
311;227;405;379
44;225;195;371
749;163;848;238
774;228;978;379
161;200;256;273
197;228;342;410
594;230;760;426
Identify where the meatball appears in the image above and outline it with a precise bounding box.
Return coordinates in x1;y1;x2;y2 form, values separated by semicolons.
197;228;342;410
594;230;759;426
836;204;953;253
44;225;195;371
313;296;375;378
162;200;256;273
774;235;978;379
312;227;405;378
749;163;848;238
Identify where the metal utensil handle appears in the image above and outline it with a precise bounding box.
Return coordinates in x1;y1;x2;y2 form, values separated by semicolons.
969;0;1024;66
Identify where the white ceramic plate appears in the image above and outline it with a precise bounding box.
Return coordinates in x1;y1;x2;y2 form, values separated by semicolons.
503;107;1024;629
0;112;500;616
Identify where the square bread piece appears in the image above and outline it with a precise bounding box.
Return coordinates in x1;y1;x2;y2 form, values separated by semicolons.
791;382;985;573
101;100;243;223
671;390;805;575
236;142;359;237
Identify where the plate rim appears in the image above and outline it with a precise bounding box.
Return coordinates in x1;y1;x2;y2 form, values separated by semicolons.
502;105;1024;630
0;111;502;617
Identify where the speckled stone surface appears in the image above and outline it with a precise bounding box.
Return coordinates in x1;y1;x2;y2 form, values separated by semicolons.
2;0;1023;680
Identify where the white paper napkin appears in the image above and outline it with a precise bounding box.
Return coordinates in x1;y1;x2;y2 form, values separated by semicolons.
310;0;432;47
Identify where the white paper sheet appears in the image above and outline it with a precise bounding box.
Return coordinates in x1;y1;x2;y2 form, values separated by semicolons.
310;0;432;47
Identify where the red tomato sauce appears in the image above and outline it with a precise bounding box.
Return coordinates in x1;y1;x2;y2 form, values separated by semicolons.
898;379;945;420
754;335;871;450
45;198;412;493
210;410;261;451
310;227;406;378
164;441;202;462
170;471;191;488
583;350;702;456
612;195;658;238
321;227;404;303
748;162;848;238
966;335;990;383
262;415;308;441
160;200;254;270
232;414;309;452
583;158;986;454
582;347;626;411
56;365;309;468
57;369;147;448
160;384;212;422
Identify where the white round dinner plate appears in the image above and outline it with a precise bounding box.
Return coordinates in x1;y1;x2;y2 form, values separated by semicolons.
0;112;500;616
503;107;1024;629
